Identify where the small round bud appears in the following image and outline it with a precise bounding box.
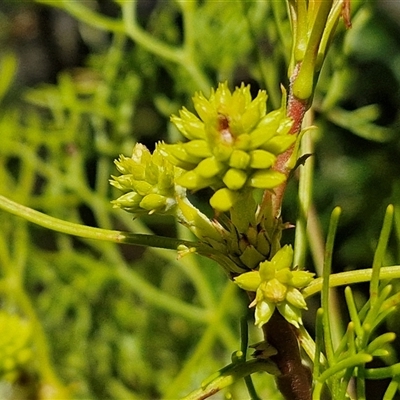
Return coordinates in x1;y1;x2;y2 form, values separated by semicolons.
249;169;286;189
139;194;168;212
223;168;247;190
249;150;276;169
196;157;225;179
262;135;297;155
229;150;251;169
210;188;238;212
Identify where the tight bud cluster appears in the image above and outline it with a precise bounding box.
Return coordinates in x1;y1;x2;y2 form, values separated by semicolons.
234;246;314;328
161;82;295;211
110;143;184;215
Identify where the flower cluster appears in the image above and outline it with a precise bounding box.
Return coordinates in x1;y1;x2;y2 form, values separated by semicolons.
0;311;33;382
234;245;314;328
160;82;295;212
110;143;183;215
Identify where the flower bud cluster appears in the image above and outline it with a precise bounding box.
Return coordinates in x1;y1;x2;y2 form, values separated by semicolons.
161;82;295;212
0;311;33;382
110;143;183;215
234;245;314;328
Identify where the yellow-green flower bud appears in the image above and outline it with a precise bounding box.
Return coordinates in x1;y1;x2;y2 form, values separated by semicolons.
210;188;238;212
275;268;292;284
196;157;225;179
290;270;314;287
223;168;247;190
249;169;286;189
277;302;302;328
110;174;135;191
132;181;153;196
234;133;251;151
112;192;142;210
213;142;233;162
193;92;215;122
240;92;267;132
262;278;287;303
277;117;294;135
169;143;202;166
262;135;297;155
259;260;276;281
177;170;218;190
254;299;274;328
249;111;281;148
176;197;222;242
183;140;212;158
286;287;307;309
249;150;276;169
271;244;293;270
233;270;260;291
171;108;205;140
229;149;250;169
139;193;168;213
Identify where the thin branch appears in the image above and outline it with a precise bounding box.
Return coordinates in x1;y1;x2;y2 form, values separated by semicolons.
303;266;400;299
0;195;197;251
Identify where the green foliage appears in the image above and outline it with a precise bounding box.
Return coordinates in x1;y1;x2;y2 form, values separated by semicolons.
1;1;400;399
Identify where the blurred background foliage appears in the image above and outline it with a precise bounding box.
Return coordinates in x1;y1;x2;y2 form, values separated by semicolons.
0;0;400;399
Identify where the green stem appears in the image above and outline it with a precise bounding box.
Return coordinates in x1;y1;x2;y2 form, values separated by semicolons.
317;1;346;69
0;194;197;250
317;353;372;383
370;205;394;305
322;207;341;365
365;364;400;380
289;0;308;63
239;317;261;400
293;0;333;100
177;0;196;52
306;204;325;275
312;309;324;382
303;266;400;299
293;110;315;270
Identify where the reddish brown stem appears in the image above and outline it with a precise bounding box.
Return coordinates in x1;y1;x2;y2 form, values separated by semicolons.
262;311;312;400
269;62;309;217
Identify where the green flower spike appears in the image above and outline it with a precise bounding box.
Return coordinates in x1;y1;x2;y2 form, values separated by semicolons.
162;82;296;212
110;143;183;215
234;245;314;328
0;311;33;382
